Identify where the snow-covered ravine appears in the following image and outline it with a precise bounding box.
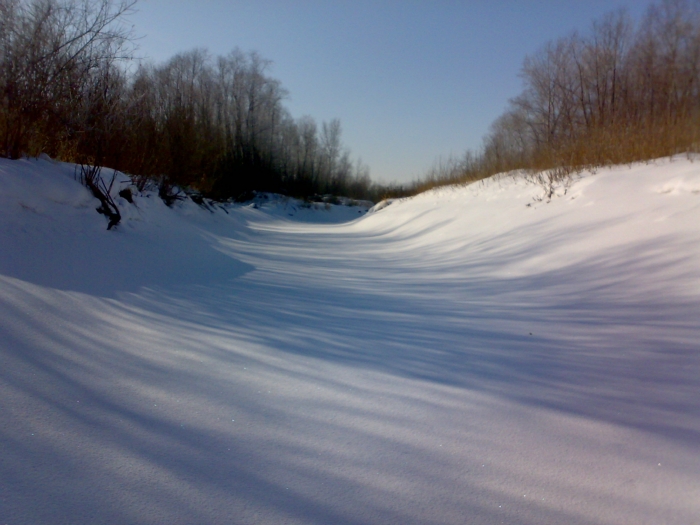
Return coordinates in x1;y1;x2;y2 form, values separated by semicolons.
1;156;699;525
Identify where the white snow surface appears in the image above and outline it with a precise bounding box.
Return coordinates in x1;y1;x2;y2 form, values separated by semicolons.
1;156;699;524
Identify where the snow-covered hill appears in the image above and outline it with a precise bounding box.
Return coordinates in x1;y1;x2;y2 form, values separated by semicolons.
1;156;699;525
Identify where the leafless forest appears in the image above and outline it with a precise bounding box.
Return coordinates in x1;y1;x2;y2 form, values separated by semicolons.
0;0;375;201
410;0;700;194
1;0;699;201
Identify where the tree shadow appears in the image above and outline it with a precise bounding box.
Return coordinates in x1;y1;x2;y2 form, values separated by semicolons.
1;208;699;524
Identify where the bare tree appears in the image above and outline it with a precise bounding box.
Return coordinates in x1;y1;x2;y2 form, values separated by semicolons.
0;0;136;158
1;3;377;201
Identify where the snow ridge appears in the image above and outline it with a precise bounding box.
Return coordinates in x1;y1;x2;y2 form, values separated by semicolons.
1;156;699;525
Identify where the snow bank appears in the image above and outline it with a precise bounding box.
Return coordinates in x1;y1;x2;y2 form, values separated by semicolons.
0;157;367;296
1;156;699;525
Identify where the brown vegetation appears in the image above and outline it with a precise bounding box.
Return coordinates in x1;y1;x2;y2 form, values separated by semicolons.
405;0;700;196
0;0;380;201
3;0;698;203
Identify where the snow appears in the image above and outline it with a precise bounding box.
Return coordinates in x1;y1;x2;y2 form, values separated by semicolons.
1;155;699;524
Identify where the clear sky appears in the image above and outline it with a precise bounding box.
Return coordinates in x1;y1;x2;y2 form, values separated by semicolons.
128;1;656;184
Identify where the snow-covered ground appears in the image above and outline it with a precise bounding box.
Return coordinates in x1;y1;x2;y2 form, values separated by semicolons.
1;156;699;525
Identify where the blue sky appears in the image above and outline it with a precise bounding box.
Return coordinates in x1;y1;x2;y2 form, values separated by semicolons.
128;1;656;183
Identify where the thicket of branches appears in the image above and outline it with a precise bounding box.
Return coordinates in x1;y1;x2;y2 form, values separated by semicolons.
0;0;135;158
5;0;698;204
115;50;376;201
0;0;378;201
407;0;700;195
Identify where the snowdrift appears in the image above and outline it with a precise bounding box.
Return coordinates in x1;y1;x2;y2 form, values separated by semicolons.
1;156;699;525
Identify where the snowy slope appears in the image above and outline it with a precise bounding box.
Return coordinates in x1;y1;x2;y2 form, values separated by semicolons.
1;156;699;525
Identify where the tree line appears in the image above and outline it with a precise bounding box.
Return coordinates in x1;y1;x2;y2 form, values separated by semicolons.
5;0;697;203
405;0;700;195
0;0;380;201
